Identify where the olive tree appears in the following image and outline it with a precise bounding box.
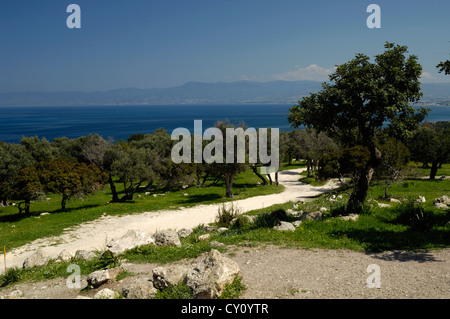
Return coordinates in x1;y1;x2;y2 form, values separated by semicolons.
288;43;427;211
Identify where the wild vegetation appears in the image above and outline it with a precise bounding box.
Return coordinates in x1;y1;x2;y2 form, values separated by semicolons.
0;42;449;297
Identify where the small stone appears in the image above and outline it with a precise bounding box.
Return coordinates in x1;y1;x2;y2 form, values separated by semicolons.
199;234;211;241
210;241;225;247
273;221;295;231
57;249;74;262
152;265;189;289
94;288;120;299
74;250;96;260
153;230;182;247
178;228;193;238
122;279;157;299
292;220;303;227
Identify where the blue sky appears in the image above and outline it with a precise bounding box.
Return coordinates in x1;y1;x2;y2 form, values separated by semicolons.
1;0;450;93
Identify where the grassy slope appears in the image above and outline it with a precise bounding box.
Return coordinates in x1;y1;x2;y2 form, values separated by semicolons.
0;168;284;252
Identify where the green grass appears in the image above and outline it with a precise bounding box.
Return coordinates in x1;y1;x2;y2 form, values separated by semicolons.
298;169;328;186
408;162;450;177
278;160;307;171
0;178;448;293
0;162;449;295
0;168;284;252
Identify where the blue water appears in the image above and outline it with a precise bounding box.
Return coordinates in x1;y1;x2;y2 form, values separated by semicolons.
0;104;449;144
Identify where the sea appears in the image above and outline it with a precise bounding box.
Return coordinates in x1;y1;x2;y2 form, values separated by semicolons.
1;104;450;144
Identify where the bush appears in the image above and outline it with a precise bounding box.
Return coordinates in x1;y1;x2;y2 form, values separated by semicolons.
155;282;193;299
230;215;252;231
252;209;292;229
94;250;121;270
394;201;437;231
0;267;22;287
216;203;241;227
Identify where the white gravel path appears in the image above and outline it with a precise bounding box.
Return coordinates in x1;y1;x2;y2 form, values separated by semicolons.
1;168;339;273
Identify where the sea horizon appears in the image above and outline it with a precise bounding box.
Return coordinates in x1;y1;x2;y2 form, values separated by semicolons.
1;104;450;144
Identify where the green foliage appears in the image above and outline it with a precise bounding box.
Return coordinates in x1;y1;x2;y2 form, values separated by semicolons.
0;267;22;287
289;43;427;207
155;282;193;299
408;124;450;179
94;250;121;270
216;203;241;227
437;59;450;75
230;214;252;231
394;201;439;232
220;275;246;299
36;158;108;211
252;209;293;229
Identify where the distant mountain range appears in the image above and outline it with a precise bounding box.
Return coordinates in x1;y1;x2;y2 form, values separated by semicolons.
1;81;450;106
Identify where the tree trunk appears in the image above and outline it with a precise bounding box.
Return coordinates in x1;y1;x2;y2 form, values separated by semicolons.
348;166;374;210
267;173;272;185
251;166;268;185
307;160;313;177
347;146;381;212
430;161;438;180
18;201;30;214
201;173;209;187
61;196;67;211
108;175;119;202
224;174;235;198
384;181;392;199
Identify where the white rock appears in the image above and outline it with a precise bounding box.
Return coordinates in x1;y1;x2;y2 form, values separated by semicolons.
74;250;96;260
23;250;49;269
186;249;240;299
198;234;211;241
178;228;193;238
434;202;449;210
301;211;323;221
57;249;74;262
122;279;157;299
273;221;296;231
417;196;426;203
152;265;189;289
107;229;155;255
94;288;120;299
292;220;303;227
87;267;122;288
153;230;182;247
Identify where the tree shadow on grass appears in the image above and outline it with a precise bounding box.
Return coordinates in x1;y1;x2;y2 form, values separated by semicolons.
0;204;101;223
369;250;444;263
177;194;222;205
331;228;450;253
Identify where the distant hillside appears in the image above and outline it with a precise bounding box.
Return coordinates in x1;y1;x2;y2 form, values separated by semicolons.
1;81;450;106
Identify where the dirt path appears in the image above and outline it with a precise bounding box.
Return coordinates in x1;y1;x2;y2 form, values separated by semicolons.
1;246;448;299
1;168;340;273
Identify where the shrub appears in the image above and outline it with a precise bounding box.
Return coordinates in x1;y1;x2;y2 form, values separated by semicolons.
216;203;241;227
0;267;22;287
93;250;121;270
155;282;193;299
252;209;292;229
220;275;246;299
230;215;252;231
394;201;437;231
